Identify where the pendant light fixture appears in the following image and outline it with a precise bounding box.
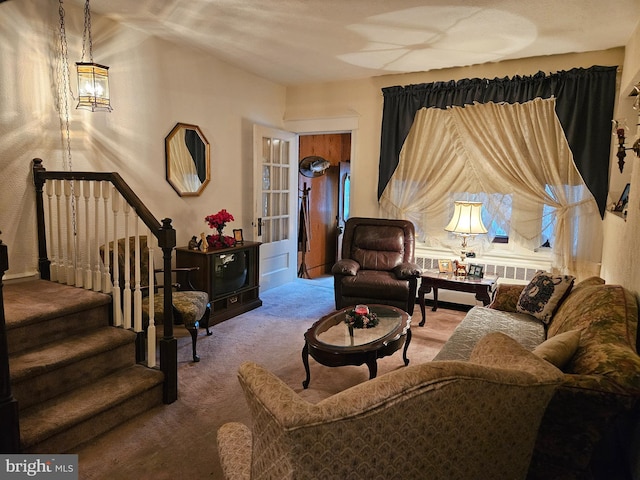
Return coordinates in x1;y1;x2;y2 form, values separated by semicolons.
76;0;112;112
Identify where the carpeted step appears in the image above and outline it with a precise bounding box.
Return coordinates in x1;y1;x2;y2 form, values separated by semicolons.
4;279;112;355
10;327;138;411
20;365;164;453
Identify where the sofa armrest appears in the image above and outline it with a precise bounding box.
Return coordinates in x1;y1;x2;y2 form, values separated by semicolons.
489;283;525;312
331;258;360;276
217;422;252;480
393;261;422;279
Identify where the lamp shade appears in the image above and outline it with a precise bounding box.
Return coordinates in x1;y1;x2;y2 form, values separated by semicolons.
76;62;112;112
445;201;488;235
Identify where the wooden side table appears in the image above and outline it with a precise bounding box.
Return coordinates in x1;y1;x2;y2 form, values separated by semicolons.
418;270;498;326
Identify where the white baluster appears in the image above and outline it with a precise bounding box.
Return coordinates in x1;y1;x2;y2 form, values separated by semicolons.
55;180;65;284
83;180;92;289
102;182;111;294
112;188;122;327
74;180;83;287
46;180;58;282
93;181;102;291
133;217;143;334
123;202;132;330
64;180;74;285
147;230;156;368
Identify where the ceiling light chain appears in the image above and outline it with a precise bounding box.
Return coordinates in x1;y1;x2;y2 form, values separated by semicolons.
76;0;112;112
81;0;93;63
57;0;78;237
57;0;74;172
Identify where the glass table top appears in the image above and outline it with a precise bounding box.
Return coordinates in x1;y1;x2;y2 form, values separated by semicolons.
314;305;407;348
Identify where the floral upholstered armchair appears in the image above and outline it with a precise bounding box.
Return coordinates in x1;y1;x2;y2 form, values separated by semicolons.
217;332;564;480
101;236;210;362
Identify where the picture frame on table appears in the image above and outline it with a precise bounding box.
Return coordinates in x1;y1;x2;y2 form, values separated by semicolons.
467;264;484;278
438;259;453;273
233;229;244;244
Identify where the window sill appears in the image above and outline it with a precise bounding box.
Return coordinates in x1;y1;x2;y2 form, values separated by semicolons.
415;243;553;269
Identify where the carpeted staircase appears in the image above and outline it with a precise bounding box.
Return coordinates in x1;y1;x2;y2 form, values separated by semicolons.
4;279;164;453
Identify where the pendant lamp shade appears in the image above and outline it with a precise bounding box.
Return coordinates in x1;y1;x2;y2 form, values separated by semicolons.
76;62;112;112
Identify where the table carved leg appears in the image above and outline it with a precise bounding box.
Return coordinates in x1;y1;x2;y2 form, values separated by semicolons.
432;287;439;311
402;328;411;366
302;343;311;389
418;285;431;327
365;352;378;379
475;286;491;306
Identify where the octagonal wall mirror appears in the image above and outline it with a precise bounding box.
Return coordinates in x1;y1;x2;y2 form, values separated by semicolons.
165;122;210;196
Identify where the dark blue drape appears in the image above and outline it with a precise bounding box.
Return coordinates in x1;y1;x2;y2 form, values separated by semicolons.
377;65;618;217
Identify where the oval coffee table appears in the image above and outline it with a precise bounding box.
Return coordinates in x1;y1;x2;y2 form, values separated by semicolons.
302;304;411;389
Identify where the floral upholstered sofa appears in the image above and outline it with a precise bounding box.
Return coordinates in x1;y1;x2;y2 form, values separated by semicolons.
217;332;564;480
434;274;640;479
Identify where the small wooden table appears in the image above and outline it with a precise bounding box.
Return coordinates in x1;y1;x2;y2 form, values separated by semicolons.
418;270;498;326
302;305;411;389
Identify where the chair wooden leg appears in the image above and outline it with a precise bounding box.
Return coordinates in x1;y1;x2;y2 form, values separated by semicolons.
189;327;200;362
202;304;212;336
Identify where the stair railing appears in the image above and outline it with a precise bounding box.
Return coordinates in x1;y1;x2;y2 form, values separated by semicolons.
32;158;178;404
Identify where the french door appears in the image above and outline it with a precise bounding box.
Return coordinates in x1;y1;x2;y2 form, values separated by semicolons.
252;124;298;291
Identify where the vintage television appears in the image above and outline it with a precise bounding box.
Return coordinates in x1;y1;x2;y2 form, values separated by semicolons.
175;242;262;324
212;250;248;297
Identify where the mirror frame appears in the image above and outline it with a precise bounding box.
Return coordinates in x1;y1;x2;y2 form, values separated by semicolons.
165;122;210;197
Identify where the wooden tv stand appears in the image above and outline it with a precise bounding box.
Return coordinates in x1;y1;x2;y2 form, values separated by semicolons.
175;242;262;325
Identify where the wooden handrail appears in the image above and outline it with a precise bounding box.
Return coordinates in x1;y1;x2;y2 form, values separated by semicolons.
33;158;164;240
31;158;178;404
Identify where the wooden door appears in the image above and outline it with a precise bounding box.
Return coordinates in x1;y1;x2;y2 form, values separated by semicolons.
298;133;351;278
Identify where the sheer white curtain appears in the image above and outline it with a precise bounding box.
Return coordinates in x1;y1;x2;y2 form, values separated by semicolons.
380;98;602;279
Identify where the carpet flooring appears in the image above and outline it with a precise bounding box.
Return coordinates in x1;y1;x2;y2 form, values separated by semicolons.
75;276;466;480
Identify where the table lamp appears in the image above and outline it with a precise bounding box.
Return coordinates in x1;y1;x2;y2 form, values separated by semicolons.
445;201;488;261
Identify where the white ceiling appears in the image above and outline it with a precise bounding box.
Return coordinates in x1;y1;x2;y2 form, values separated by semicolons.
83;0;640;86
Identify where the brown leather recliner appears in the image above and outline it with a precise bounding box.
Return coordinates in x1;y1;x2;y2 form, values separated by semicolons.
332;217;421;314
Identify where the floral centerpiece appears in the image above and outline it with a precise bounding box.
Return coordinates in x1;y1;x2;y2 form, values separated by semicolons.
205;209;236;249
344;304;379;329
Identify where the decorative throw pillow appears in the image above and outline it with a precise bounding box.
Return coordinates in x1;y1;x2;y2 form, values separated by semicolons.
532;330;581;370
516;271;575;324
488;284;525;312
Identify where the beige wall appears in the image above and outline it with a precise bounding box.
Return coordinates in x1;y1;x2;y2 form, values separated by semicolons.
2;0;639;298
0;0;286;278
286;47;640;295
601;19;640;295
286;49;627;216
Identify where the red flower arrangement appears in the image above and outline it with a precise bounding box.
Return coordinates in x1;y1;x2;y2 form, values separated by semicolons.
344;304;379;329
205;209;236;249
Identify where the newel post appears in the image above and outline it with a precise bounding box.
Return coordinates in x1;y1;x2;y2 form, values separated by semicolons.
157;218;177;404
0;235;21;452
32;158;51;280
